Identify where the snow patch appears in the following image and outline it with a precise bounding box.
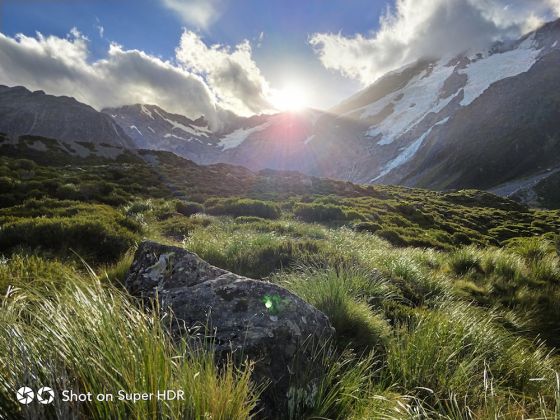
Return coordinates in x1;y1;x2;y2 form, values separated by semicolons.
147;126;155;134
130;125;143;136
359;63;455;145
141;104;155;120
163;133;202;143
153;108;209;138
460;43;540;106
552;41;558;48
372;117;450;181
164;133;187;140
218;122;271;151
304;134;315;145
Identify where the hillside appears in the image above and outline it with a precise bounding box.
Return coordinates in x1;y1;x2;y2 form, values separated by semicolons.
1;137;559;418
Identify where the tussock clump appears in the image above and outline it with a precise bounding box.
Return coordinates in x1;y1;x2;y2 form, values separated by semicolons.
0;256;258;420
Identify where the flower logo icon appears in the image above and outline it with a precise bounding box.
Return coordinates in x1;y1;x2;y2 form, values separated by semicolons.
36;387;55;404
16;387;34;404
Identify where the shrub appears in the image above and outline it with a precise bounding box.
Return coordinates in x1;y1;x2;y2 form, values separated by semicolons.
0;200;139;263
175;200;205;216
0;218;137;264
343;209;367;221
376;229;406;247
452;231;472;245
0;176;16;191
293;203;346;223
158;215;211;241
12;158;36;170
125;200;153;216
206;198;281;219
353;221;382;234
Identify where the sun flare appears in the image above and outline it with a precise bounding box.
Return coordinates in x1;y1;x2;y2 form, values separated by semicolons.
270;84;309;112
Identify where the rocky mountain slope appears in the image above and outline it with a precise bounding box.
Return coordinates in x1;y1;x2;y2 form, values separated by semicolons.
0;85;135;152
104;103;321;172
312;19;560;191
106;19;560;208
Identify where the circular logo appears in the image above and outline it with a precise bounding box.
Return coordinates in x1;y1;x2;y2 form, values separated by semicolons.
36;387;55;404
16;387;34;405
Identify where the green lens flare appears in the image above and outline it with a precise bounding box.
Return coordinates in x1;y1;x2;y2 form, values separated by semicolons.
262;294;284;315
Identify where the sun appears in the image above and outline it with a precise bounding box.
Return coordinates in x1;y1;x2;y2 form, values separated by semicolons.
270;84;309;112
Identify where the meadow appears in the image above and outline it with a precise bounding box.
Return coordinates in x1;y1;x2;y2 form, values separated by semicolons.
0;152;559;419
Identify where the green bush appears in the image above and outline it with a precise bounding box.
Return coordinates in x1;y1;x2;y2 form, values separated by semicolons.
175;200;205;216
0;200;139;263
376;229;406;247
206;198;281;219
353;221;382;233
452;231;472;245
293;203;346;223
158;215;211;240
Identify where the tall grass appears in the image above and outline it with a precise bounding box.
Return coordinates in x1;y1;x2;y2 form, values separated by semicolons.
0;256;257;419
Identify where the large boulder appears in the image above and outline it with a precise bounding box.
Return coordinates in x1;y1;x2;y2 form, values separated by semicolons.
125;240;334;414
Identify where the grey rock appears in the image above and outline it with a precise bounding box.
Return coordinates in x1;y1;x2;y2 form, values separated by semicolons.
125;240;334;415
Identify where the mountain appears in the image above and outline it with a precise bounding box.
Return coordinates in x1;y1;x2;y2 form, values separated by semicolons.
6;19;556;207
104;104;322;172
104;20;560;208
306;19;560;206
0;85;135;155
102;104;218;163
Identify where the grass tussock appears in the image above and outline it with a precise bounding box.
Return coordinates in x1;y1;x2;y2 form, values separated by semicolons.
0;256;258;420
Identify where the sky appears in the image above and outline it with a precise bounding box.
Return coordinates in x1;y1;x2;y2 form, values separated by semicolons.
0;0;559;127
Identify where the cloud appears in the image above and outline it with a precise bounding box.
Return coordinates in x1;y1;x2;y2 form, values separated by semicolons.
176;31;272;114
160;0;225;29
0;28;273;128
310;0;560;85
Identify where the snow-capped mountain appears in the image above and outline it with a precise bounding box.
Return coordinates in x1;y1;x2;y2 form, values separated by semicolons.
104;18;560;207
324;21;560;188
105;104;322;171
307;18;560;200
102;104;219;163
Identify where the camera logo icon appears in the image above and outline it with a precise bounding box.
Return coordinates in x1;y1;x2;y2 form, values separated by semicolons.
16;386;55;404
37;387;55;404
16;387;34;405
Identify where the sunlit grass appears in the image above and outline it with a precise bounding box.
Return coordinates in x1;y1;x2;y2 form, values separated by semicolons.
0;256;258;419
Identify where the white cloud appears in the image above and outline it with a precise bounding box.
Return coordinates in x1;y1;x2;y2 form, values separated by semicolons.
161;0;225;29
176;31;273;114
0;28;274;128
310;0;560;85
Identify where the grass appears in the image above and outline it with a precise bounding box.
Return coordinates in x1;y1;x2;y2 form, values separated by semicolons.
0;256;258;419
0;199;140;264
1;152;560;418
